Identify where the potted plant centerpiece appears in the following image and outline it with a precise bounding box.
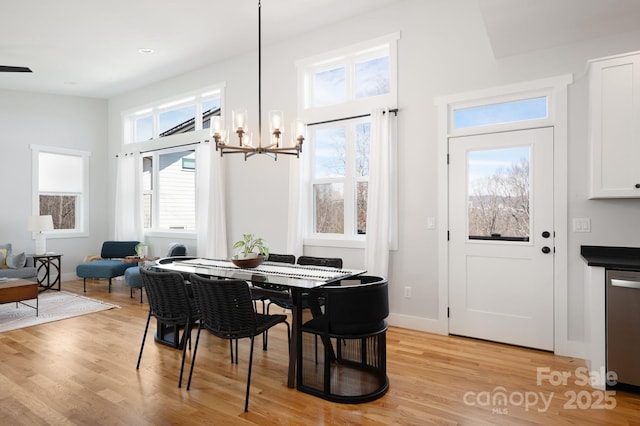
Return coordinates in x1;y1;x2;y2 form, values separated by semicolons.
232;234;269;268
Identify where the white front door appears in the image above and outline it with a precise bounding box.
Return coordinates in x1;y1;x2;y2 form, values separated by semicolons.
448;127;554;351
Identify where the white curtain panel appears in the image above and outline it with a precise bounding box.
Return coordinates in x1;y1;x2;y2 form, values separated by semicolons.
196;142;228;258
365;108;397;278
286;156;305;258
114;152;143;241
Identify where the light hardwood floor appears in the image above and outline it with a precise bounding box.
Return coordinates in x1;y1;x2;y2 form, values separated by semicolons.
1;278;639;425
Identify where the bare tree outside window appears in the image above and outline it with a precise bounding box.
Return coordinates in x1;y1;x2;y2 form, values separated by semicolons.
468;150;530;240
40;195;76;229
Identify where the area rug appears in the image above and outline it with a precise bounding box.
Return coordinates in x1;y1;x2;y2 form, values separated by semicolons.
0;291;119;333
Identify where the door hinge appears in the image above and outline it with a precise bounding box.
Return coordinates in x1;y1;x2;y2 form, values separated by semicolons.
447;307;450;318
447;153;450;164
447;230;450;241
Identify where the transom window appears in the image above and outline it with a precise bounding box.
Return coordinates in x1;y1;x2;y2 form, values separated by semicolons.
452;96;548;130
125;88;222;143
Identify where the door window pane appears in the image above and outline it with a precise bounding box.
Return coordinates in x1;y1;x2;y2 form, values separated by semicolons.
314;183;344;234
467;147;530;240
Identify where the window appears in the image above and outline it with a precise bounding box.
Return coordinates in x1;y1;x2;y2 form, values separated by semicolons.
31;145;90;236
311;120;370;236
299;33;398;245
467;147;530;241
122;84;224;236
142;147;197;232
126;87;222;143
453;97;548;130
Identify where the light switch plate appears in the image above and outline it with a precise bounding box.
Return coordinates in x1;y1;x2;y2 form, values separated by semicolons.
573;218;591;232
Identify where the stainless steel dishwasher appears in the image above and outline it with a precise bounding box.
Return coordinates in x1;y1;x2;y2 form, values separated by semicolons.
606;270;640;391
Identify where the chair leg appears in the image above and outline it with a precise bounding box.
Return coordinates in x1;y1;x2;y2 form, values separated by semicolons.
186;326;203;390
245;336;256;412
178;319;190;388
229;340;234;363
130;288;134;299
83;278;86;293
108;278;112;293
323;334;331;395
139;288;143;304
136;312;152;369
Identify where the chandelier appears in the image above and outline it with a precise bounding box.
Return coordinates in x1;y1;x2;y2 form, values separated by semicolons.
211;0;304;160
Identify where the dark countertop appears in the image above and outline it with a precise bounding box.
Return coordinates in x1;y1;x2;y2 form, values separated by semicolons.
581;245;640;271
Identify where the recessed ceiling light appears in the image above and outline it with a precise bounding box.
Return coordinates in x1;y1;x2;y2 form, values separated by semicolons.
138;48;155;54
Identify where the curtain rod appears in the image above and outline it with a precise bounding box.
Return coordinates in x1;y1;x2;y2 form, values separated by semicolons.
115;140;208;157
306;108;398;127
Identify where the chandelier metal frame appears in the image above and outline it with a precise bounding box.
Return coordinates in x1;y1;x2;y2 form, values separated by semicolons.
212;0;304;160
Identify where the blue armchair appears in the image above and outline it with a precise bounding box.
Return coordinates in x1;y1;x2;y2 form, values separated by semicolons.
76;241;140;293
124;243;189;303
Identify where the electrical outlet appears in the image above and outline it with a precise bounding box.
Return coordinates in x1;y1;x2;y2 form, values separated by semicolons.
404;286;412;298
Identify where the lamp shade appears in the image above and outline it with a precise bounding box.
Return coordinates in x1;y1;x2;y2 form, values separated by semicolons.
28;215;54;232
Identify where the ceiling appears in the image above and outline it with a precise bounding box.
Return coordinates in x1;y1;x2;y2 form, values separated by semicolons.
478;0;640;58
2;0;640;99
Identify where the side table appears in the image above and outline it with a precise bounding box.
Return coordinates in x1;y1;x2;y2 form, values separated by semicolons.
29;253;63;291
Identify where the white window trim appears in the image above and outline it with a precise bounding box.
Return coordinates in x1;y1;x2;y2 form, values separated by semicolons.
142;144;198;236
298;33;399;248
121;83;226;146
297;32;399;123
30;144;91;239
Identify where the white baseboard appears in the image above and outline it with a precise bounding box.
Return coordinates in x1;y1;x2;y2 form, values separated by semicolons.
387;312;448;335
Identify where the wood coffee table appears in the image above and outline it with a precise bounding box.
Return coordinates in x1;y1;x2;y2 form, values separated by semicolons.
0;279;39;316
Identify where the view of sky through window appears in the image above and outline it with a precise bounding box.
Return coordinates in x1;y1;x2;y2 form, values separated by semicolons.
454;97;547;129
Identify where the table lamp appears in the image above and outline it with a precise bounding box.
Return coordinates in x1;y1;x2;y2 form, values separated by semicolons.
28;215;54;254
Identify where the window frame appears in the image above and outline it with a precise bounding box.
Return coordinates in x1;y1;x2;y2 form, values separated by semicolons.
122;84;225;239
141;145;198;237
298;33;399;248
30;144;91;238
122;84;225;146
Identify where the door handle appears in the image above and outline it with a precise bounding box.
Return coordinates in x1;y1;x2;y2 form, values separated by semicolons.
541;246;551;254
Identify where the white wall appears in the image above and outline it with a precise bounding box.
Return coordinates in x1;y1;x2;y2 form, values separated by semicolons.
0;89;108;280
105;0;640;355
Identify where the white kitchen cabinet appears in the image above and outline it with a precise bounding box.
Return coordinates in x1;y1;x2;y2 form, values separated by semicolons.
589;51;640;198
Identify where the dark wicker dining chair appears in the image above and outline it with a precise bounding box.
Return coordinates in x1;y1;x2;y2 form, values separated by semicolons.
136;267;197;388
267;256;343;314
267;256;343;361
186;274;291;412
298;275;389;403
249;253;295;349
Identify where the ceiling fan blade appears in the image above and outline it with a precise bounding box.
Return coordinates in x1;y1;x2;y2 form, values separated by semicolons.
0;66;32;73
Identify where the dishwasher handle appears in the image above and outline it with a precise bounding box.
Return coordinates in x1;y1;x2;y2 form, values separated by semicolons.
611;278;640;289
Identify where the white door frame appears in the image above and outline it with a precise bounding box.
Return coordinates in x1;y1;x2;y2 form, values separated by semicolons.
434;74;579;357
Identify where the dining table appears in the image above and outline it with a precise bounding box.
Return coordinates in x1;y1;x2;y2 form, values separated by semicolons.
153;257;365;388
